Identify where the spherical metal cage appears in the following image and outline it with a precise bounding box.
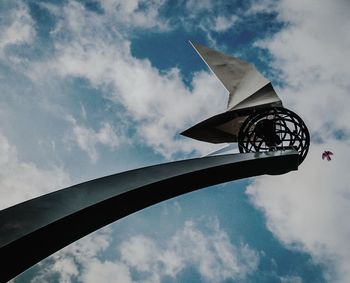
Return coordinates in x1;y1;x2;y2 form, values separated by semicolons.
238;107;310;164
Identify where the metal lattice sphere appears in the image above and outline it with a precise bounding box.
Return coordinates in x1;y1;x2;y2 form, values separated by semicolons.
238;107;310;164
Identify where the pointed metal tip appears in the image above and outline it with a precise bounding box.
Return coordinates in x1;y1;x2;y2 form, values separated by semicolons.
189;40;202;50
189;40;196;49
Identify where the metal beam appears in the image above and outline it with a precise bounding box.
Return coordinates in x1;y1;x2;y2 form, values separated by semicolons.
0;150;298;282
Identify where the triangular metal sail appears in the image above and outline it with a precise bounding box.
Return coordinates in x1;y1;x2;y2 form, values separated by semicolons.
181;42;284;144
190;42;282;111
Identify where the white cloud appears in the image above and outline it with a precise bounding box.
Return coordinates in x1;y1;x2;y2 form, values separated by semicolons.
185;0;213;13
93;0;168;30
0;133;70;209
32;227;113;283
212;15;239;32
0;1;35;52
0;0;238;162
247;141;350;281
247;1;350;282
182;0;240;36
280;275;303;283
30;218;258;283
246;0;278;15
120;219;259;283
65;116;121;162
167;220;259;282
30;1;227;159
80;260;133;283
254;0;350;138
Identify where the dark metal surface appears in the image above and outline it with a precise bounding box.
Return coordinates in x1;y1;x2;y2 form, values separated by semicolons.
180;97;280;144
238;107;310;164
0;151;299;282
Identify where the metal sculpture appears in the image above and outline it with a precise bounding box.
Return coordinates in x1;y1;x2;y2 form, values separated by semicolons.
0;151;299;283
0;42;306;282
182;42;310;164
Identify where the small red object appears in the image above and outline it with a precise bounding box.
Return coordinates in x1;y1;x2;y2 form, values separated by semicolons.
322;151;333;161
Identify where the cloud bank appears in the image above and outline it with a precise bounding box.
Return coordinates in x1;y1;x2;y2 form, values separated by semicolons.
248;0;350;282
32;219;258;283
0;133;70;209
15;0;228;160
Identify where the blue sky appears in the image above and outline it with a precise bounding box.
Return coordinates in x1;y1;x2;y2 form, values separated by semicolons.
1;0;350;282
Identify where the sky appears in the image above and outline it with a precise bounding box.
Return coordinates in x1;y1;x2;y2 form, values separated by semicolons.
1;0;350;282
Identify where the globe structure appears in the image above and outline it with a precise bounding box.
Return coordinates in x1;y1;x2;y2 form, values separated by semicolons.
238;107;310;164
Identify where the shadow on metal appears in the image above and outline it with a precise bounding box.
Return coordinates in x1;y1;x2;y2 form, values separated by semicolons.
0;150;298;282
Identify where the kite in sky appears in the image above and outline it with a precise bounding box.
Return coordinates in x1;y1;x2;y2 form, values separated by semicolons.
322;151;333;161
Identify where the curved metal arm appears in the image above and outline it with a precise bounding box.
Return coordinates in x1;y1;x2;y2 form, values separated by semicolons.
0;150;298;282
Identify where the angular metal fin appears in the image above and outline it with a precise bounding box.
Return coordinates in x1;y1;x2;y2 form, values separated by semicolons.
190;41;281;110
